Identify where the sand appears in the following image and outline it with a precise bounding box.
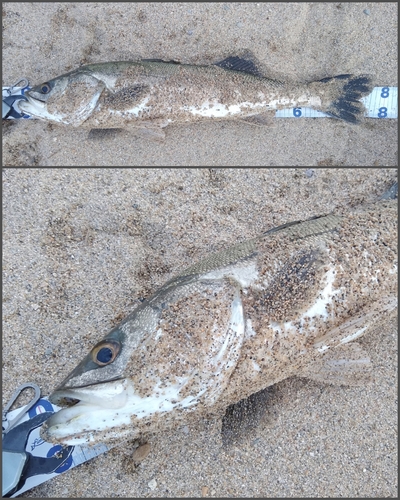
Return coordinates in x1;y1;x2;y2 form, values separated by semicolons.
2;2;398;167
2;167;397;498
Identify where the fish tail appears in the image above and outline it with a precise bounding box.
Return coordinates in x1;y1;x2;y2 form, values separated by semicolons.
311;74;374;124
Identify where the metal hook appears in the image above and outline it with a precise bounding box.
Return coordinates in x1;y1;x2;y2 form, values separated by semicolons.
7;78;30;95
2;383;41;434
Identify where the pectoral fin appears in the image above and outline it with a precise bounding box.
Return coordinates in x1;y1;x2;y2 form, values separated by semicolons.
300;343;372;386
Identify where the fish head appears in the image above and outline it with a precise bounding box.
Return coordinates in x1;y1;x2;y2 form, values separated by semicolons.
18;69;105;125
43;280;246;446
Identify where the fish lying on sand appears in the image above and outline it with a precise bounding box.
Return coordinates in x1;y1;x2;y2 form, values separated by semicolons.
42;185;397;446
18;57;374;139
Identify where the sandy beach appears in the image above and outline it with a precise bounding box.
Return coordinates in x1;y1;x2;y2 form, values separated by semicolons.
2;3;398;166
2;167;397;497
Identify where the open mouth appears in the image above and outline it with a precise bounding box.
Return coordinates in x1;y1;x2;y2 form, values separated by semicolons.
49;379;130;410
50;390;85;408
26;92;47;104
18;94;45;111
42;380;133;444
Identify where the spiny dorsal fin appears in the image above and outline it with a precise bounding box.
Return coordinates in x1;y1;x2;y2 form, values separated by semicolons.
214;56;263;77
141;56;263;77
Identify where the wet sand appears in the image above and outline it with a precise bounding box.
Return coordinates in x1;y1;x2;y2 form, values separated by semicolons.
2;3;398;166
2;167;397;497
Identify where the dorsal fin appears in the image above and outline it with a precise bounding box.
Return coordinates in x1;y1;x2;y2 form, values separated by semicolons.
214;56;263;77
141;56;263;77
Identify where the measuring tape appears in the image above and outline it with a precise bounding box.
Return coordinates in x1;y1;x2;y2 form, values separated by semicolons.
276;86;398;119
3;398;111;497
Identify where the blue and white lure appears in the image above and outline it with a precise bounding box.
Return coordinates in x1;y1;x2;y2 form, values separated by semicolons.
2;79;32;120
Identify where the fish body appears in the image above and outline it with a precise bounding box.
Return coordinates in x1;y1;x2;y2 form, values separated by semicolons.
43;193;397;446
19;58;374;136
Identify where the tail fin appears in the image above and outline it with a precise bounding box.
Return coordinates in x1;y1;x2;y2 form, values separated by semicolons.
314;74;374;124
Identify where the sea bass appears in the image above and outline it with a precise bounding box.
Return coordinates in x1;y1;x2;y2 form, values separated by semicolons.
43;187;397;446
18;58;374;139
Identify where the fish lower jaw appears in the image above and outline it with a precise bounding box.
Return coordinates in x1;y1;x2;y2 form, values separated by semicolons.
42;402;134;445
43;377;207;445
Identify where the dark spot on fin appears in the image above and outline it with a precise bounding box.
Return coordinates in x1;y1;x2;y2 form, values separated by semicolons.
215;56;263;77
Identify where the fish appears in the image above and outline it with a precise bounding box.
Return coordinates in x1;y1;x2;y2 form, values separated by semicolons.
18;57;374;139
42;185;397;447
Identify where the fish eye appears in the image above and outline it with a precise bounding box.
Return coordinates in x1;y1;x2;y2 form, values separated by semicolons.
91;340;121;366
40;83;51;94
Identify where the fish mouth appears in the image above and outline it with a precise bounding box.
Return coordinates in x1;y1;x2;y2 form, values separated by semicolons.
44;379;132;444
18;93;46;110
49;378;129;411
